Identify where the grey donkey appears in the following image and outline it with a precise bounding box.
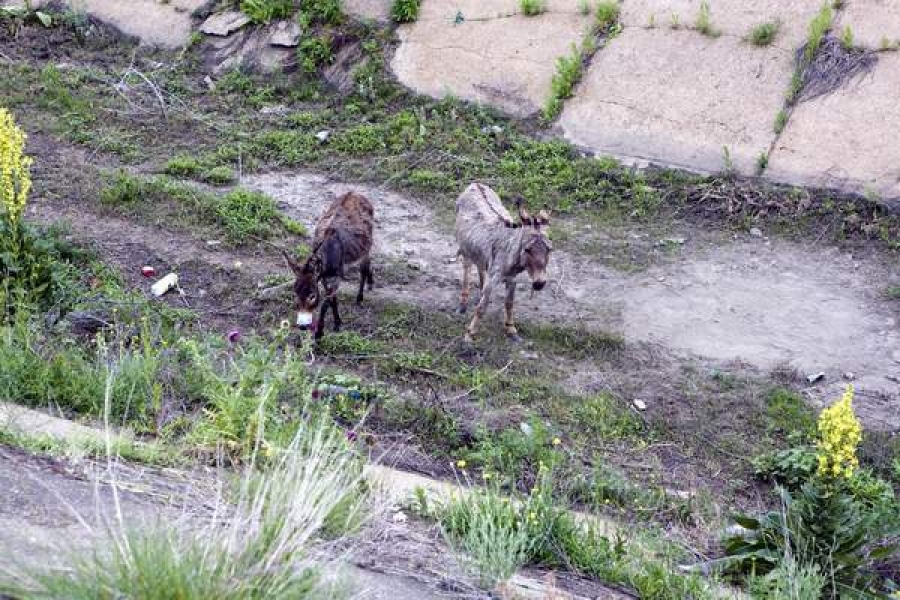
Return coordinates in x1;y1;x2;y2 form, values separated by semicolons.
454;182;552;342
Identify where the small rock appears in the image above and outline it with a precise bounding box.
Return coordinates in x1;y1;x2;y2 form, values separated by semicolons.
843;372;856;381
260;104;288;115
632;399;647;411
656;236;686;246
519;422;533;436
315;130;330;143
480;124;503;135
806;372;825;384
403;247;415;256
749;227;763;237
519;351;539;360
203;75;215;91
887;375;900;383
206;240;221;246
391;511;407;524
200;11;251;36
268;20;301;47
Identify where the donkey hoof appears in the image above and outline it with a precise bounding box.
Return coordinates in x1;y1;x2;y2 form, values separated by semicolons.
356;294;364;305
456;304;468;315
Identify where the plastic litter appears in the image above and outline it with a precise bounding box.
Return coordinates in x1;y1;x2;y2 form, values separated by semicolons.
151;273;179;297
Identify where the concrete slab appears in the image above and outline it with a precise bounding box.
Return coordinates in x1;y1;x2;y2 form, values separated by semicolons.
620;0;826;47
767;51;900;200
838;0;900;49
558;28;791;175
390;0;593;117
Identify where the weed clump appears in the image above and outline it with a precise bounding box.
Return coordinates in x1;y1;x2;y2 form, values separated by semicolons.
519;0;546;17
390;0;421;23
748;20;779;46
694;1;719;37
240;0;293;24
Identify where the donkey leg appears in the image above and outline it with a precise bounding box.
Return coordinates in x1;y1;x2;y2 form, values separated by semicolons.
458;258;472;314
357;259;370;304
503;280;521;341
366;260;374;290
331;296;342;332
466;274;498;342
315;299;330;340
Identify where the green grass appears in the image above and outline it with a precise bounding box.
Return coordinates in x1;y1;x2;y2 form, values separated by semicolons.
390;0;420;23
595;0;620;31
437;469;720;598
240;0;293;24
520;0;546;16
694;1;719;37
749;20;780;46
100;172;299;244
544;44;585;120
805;4;834;63
774;109;788;133
841;24;854;49
3;416;366;599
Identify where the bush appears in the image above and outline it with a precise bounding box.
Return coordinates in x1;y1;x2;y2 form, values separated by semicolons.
215;189;279;241
390;0;420;23
595;0;620;31
297;36;333;73
465;417;564;492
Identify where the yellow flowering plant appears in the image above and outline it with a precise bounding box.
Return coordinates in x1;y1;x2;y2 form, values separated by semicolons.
816;385;862;480
0;107;32;226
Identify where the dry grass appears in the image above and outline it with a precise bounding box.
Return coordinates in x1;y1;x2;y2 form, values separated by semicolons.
795;34;877;102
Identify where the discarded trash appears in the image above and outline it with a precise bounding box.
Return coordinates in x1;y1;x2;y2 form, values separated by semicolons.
151;273;179;297
632;399;648;411
519;421;533;436
749;227;763;237
392;511;408;524
807;372;825;384
315;130;330;143
227;329;241;344
141;265;156;278
843;372;856;381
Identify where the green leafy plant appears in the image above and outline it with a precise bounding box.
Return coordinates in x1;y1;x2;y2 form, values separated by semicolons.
841;24;854;49
544;44;584;120
297;36;333;73
805;4;834;63
390;0;421;23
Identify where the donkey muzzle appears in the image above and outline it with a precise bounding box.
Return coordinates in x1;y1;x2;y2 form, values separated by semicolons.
532;280;546;292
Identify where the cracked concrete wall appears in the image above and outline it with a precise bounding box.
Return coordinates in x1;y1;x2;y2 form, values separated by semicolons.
388;0;900;199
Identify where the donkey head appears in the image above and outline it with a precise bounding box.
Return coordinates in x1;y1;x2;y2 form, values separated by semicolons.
284;249;323;331
515;199;553;291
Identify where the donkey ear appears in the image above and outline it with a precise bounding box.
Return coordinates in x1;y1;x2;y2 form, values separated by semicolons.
515;197;533;226
283;250;304;277
537;209;551;226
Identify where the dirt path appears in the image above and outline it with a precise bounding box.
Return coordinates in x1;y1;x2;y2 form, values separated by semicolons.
244;172;900;430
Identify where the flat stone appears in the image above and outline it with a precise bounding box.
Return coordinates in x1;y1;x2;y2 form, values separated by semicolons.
74;0;206;48
269;19;301;47
390;0;593;117
621;0;827;47
558;28;791;175
837;0;900;49
767;51;900;201
200;10;251;37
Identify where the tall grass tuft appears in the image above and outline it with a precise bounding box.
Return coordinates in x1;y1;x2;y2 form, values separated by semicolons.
2;369;367;599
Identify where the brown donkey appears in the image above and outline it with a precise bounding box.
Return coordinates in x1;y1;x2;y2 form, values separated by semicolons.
284;191;374;339
455;183;552;342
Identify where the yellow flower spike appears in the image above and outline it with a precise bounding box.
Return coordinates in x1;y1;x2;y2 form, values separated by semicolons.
0;108;32;226
455;459;467;469
816;384;862;480
552;437;561;446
